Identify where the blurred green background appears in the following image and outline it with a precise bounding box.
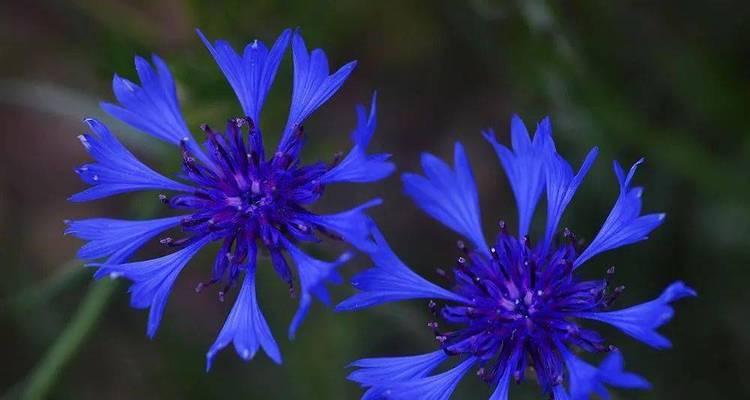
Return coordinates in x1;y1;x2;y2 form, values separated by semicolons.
1;0;748;399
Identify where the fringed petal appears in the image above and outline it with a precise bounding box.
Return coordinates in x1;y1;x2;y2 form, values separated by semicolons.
575;281;696;349
282;239;351;339
337;226;468;311
307;198;382;252
196;29;291;123
101;56;209;163
93;236;211;338
320;93;395;184
206;264;282;370
561;346;650;400
483;115;554;237
375;356;477;400
278;30;357;151
348;350;448;387
574;159;665;268
542;147;598;253
65;216;183;263
402;142;487;253
70;118;193;202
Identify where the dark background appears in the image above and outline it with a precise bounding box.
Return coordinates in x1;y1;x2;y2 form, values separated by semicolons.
1;1;748;399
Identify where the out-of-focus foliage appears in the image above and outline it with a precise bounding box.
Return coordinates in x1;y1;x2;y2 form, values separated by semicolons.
1;0;748;398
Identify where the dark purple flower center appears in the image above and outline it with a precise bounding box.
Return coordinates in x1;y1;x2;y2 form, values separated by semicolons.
431;222;623;393
158;118;339;298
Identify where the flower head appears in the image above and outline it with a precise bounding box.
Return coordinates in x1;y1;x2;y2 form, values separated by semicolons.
339;116;694;399
66;28;394;369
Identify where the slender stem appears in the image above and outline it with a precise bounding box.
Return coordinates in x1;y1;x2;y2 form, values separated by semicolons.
19;279;117;400
6;260;86;312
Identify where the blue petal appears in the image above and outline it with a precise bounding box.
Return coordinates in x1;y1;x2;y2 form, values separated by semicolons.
100;56;209;164
488;361;514;400
483;116;552;236
575;281;696;349
320;93;395;184
196;29;291;124
484;115;554;237
402;142;487;253
93;236;211;338
65;216;184;264
542;147;598;253
376;356;477;400
560;348;602;400
552;385;570;400
206;264;282;370
278;31;357;151
561;347;650;400
574;159;665;268
307;198;382;252
351;92;377;146
336;226;468;311
70;118;194;202
348;350;448;387
597;351;651;389
282;239;351;339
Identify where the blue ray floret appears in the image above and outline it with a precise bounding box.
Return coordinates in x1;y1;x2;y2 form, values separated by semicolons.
67;28;393;369
339;116;694;399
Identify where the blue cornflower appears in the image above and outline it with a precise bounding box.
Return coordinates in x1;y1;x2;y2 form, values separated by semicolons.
66;28;394;369
338;116;695;399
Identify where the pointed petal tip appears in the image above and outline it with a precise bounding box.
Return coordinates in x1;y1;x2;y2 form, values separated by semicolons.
537;116;552;130
68;193;85;203
264;345;283;364
668;280;698;298
339;251;355;264
400;171;417;183
146;328;157;340
204;353;215;373
335;299;358;312
195;28;213;49
239;348;253;361
588;146;600;157
99;101;115;113
133;54;148;65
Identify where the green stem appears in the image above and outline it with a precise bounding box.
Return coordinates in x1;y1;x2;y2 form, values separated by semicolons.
18;279;117;400
7;260;86;312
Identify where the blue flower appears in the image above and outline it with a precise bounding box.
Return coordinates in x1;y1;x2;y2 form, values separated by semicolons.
67;28;393;369
339;116;694;399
